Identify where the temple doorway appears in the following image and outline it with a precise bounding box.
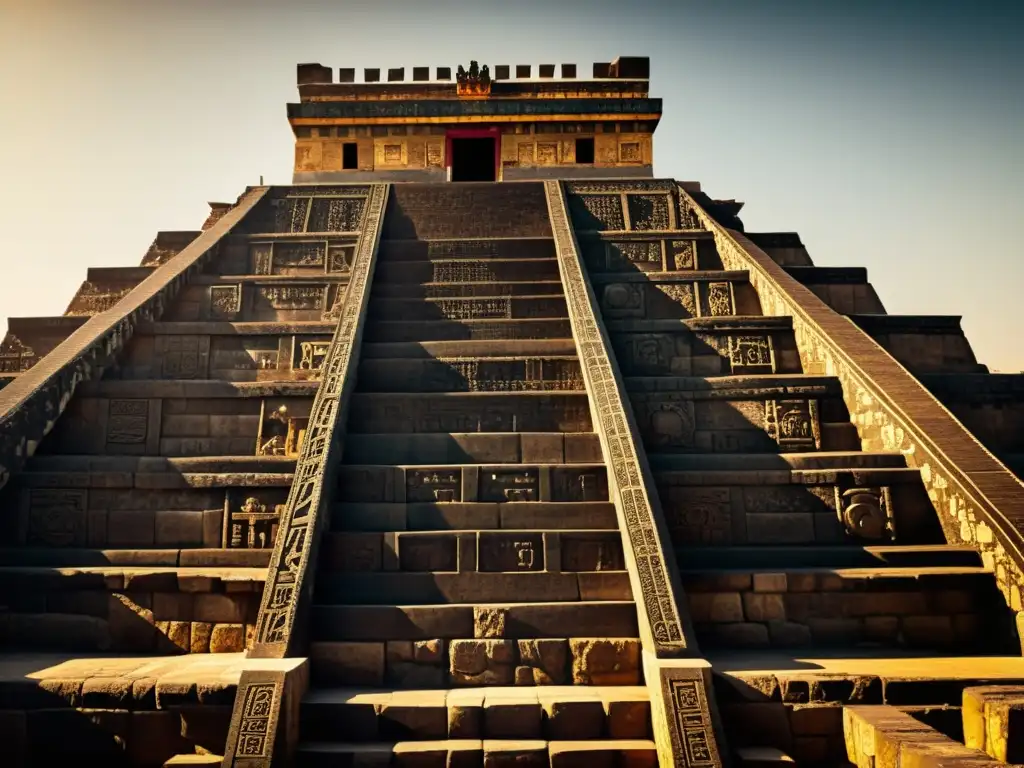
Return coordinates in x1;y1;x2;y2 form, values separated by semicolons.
450;137;496;181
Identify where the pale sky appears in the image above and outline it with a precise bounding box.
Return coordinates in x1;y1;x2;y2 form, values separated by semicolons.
1;0;1021;370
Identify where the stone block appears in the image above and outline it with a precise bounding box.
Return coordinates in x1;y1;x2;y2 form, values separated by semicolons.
107;509;156;546
517;639;568;684
210;623;244;652
155;509;204;547
484;691;542;739
605;694;650;739
743;593;787;622
542;693;605;739
167;620;191;652
379;691;447;739
128;710;190;766
81;676;133;709
448;689;485;738
450;639;516;686
569;638;640;685
483;739;547;767
193;593;247;624
767;621;812;647
190;622;212;652
475;606;507;638
753;573;788;593
688;592;744;623
313;641;385;685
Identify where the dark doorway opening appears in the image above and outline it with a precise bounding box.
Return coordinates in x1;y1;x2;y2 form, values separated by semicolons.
576;137;595;164
451;137;496;181
342;143;358;169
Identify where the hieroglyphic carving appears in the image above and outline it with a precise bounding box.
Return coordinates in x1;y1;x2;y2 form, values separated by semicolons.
676;193;702;230
657;283;697;316
157;336;208;379
106;399;148;444
230;497;282;550
660;669;721;768
620;142;642;162
706;282;733;317
26;489;88;547
627;195;671;231
608;241;661;270
297;341;331;373
765;399;820;451
728;335;774;374
258;286;325;310
544;180;686;652
252;243;273;275
210;285;242;318
250;184;388;657
434;261;494;282
569;194;625;231
274;242;325;268
309;197;365;232
435;297;511;320
274;197;310;233
326;244;353;273
671;240;697;270
235;683;276;756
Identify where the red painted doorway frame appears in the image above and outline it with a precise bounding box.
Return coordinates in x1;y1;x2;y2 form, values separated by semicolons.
445;126;501;181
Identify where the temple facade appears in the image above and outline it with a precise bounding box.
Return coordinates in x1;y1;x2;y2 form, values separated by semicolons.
0;56;1022;768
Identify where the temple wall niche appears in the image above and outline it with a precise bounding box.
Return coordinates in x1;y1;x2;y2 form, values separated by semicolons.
500;131;652;170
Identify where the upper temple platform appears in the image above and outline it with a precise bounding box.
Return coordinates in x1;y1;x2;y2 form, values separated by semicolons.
288;57;661;184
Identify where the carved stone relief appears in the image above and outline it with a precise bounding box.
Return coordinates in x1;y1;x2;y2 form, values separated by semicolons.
210;285;242;318
671;240;697;270
765;399;820;451
26;489;88;547
568;194;625;231
157;336;210;379
728;335;775;375
309;197;365;233
601;283;644;319
107;399;149;444
627;194;671;231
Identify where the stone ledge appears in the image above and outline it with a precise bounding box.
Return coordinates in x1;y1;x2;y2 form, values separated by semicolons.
606;315;793;332
624;373;843;396
76;379;319;398
963;685;1024;763
135;320;337;335
844;705;1000;767
589;269;748;284
0;548;271;568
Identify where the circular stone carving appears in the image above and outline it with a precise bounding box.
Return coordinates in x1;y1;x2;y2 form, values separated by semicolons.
603;284;632;310
842;491;886;540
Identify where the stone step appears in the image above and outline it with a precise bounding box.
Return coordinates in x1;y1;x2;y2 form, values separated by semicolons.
364;318;573;343
685;565;1004;651
0;548;271;568
347;393;591;434
372;280;565;299
844;706;1001;768
382;183;551;240
674;545;983;570
299;685;652;742
649;451;909;472
962;685;1024;763
314;572;633;604
336;464;610;504
341;434;603;466
377;238;555;264
362;339;579;359
296;739;658;768
375;257;561;285
368;295;568;322
711;651;1024;707
310;602;640;642
308;636;642;689
320;529;623;572
354;359;584;393
331;502;619;532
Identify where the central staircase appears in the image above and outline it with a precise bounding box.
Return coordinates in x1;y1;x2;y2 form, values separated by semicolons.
296;183;659;767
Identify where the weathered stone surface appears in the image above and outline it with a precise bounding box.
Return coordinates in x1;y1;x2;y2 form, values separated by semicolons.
569;639;641;685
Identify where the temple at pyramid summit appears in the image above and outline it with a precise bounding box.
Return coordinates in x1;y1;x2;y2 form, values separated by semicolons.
1;55;1023;767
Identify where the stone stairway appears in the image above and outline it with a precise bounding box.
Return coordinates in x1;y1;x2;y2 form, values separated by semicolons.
297;183;658;766
562;181;1023;766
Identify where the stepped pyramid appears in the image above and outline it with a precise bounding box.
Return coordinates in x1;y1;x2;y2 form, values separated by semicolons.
0;56;1022;768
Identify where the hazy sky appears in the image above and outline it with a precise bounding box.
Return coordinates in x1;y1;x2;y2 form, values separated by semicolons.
1;0;1021;370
